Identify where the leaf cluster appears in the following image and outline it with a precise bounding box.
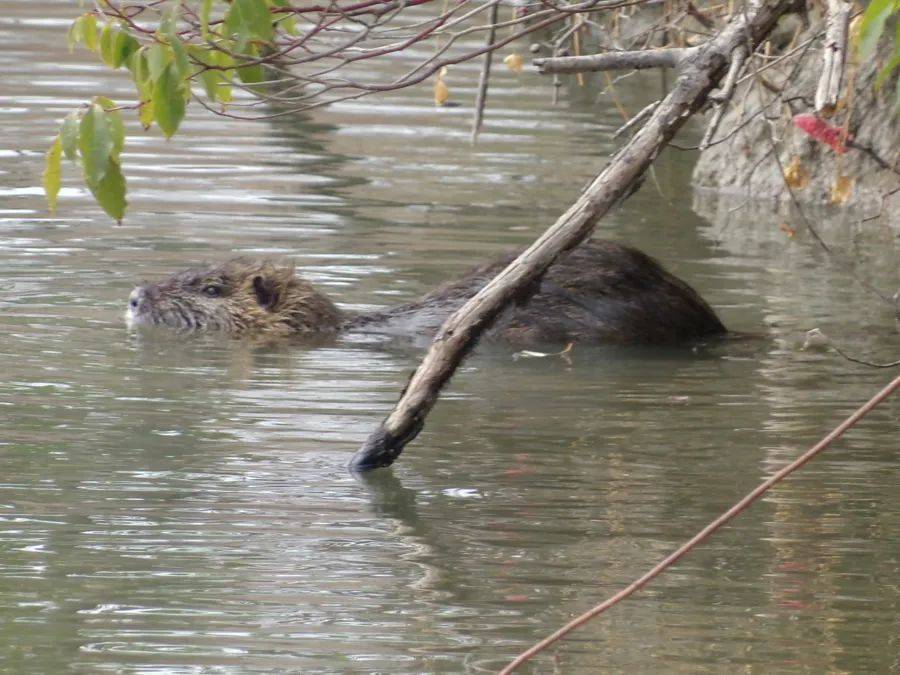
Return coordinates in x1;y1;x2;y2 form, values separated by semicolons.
50;0;281;220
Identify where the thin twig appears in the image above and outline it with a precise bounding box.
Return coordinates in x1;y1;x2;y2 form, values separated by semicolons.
471;1;500;141
614;99;660;137
500;374;900;673
700;44;747;149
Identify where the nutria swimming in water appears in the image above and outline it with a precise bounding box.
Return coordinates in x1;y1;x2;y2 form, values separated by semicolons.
126;240;726;344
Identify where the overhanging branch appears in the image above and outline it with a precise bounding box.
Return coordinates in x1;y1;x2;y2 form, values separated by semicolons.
534;47;697;74
350;0;797;471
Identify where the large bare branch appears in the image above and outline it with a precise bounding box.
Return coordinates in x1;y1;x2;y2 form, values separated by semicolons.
815;0;851;114
350;0;797;471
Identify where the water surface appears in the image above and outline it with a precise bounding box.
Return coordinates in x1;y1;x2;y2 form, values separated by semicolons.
1;2;898;673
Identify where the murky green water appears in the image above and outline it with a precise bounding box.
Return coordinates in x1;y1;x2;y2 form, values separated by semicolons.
2;2;898;673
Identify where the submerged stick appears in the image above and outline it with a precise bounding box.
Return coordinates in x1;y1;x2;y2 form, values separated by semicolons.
351;0;796;471
500;373;900;673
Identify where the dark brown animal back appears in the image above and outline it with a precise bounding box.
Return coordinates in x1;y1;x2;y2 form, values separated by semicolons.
346;240;726;345
491;241;725;344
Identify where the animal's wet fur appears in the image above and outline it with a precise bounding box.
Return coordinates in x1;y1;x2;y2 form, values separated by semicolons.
127;240;727;345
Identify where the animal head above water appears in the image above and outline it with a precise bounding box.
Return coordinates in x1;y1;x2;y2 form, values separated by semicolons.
126;257;343;338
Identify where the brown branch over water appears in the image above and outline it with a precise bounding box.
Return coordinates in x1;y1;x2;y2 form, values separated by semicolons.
534;46;696;73
350;0;797;471
500;373;900;673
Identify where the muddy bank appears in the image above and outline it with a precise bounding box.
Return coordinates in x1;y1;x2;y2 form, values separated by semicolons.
692;27;898;226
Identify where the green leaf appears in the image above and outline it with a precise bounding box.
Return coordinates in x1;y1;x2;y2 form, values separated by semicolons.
213;51;234;103
87;156;127;222
153;63;187;138
224;3;251;50
139;99;155;129
186;45;234;104
167;32;191;80
43;136;63;213
113;31;140;69
858;0;894;59
128;49;156;127
237;61;265;87
159;6;177;36
146;43;172;82
200;0;214;40
101;28;140;69
227;0;274;44
270;0;298;35
236;44;265;88
199;67;221;102
60;112;80;161
78;102;113;185
99;22;114;65
95;97;125;158
129;46;149;84
243;0;274;41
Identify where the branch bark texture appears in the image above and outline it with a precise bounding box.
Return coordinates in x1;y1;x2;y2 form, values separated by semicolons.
350;0;796;471
814;0;851;113
534;47;696;74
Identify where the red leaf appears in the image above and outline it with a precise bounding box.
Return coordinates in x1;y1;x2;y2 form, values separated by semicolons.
792;113;850;154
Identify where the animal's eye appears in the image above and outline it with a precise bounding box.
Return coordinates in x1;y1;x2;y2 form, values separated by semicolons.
203;285;221;297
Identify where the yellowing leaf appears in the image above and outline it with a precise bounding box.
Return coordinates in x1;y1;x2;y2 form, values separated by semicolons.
67;16;84;52
433;66;449;106
503;53;524;73
434;79;449;106
830;175;854;205
43;136;62;213
82;13;99;52
783;156;810;189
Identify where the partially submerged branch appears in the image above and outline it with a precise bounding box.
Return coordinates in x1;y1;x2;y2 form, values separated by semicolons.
351;0;797;471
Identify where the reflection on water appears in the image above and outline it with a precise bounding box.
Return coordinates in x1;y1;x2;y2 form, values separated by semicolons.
1;1;898;673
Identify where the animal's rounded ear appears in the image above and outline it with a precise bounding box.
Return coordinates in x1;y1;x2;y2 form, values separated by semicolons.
253;274;280;311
